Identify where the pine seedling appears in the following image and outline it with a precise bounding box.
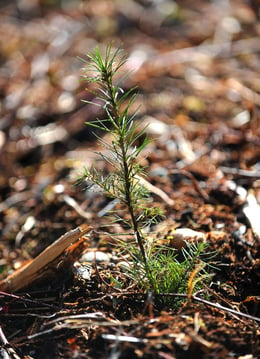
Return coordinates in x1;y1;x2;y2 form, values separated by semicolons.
79;44;160;289
79;44;214;302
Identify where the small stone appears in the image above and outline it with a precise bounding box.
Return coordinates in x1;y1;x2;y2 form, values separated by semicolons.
169;228;206;250
80;251;110;263
142;116;169;136
118;261;131;270
149;166;168;177
73;261;92;281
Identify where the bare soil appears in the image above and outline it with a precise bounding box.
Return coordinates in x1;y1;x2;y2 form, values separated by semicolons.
0;1;259;358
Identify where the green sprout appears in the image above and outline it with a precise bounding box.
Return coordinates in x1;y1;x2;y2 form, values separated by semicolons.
78;44;214;303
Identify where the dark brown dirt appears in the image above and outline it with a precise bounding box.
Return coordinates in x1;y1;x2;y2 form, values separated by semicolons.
0;1;259;358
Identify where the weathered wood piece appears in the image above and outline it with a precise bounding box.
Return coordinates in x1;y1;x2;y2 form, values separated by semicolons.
0;224;92;292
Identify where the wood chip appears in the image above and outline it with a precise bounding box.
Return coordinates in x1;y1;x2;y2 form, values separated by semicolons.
0;224;92;292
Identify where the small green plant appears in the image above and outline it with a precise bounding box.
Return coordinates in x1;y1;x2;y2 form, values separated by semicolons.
79;44;159;290
124;239;214;307
79;44;213;302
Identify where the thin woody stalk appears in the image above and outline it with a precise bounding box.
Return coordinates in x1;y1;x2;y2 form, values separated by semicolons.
100;58;148;268
80;45;155;287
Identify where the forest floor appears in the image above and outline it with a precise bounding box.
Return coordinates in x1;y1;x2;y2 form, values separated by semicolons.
0;1;259;358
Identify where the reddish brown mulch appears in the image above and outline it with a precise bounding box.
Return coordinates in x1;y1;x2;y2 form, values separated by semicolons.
0;1;259;358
